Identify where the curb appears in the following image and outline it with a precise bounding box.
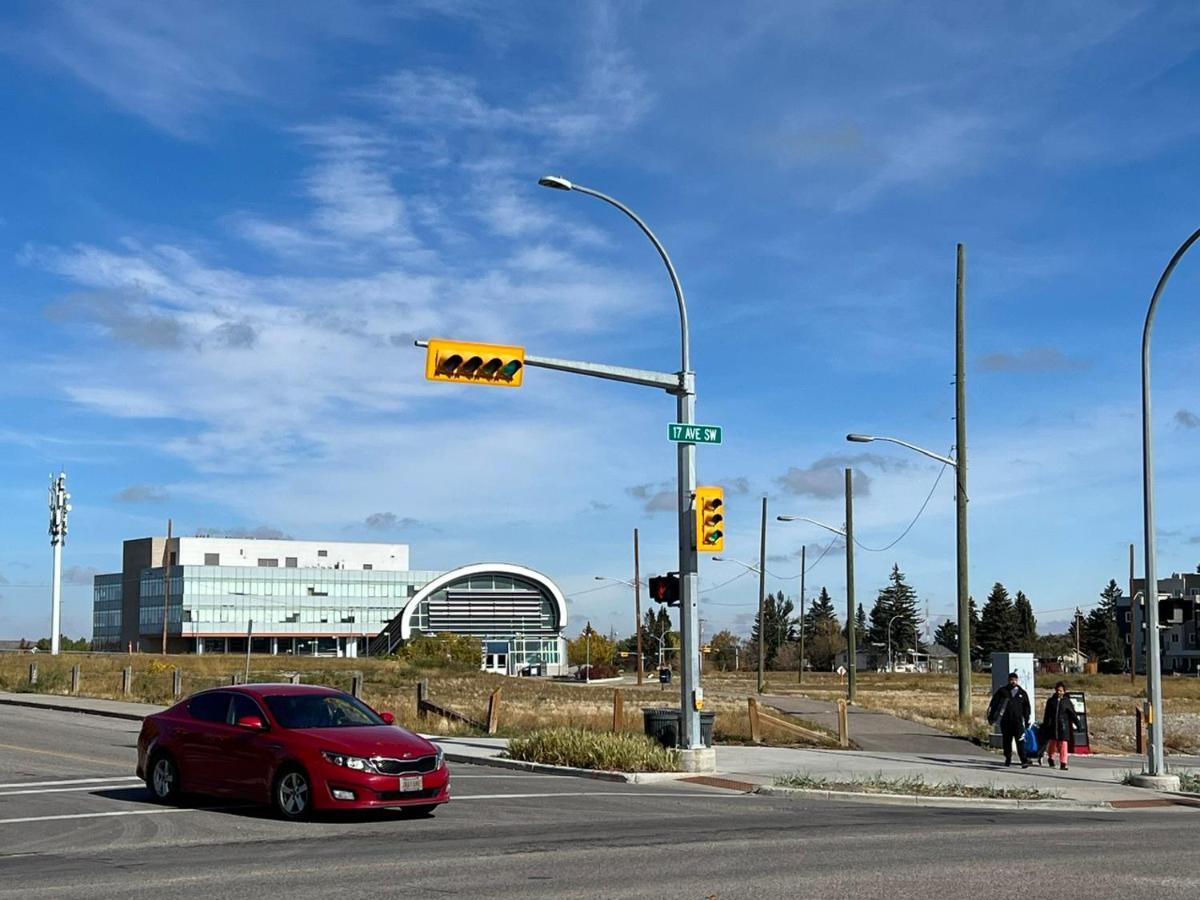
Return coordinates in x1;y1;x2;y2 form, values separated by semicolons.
437;749;691;784
755;784;1114;812
0;696;150;722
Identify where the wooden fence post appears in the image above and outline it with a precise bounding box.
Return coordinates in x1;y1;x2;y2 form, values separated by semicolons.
70;664;81;694
288;673;301;685
172;668;183;700
748;697;763;744
486;688;502;735
1135;706;1144;755
28;662;38;686
612;690;624;733
121;666;132;696
351;672;364;699
837;699;849;748
417;680;428;721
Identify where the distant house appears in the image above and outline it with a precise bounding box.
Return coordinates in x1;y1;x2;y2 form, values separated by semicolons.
834;648;881;672
1037;648;1086;674
926;643;957;673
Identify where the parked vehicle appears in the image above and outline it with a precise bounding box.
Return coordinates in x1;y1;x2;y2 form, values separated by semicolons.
136;684;450;819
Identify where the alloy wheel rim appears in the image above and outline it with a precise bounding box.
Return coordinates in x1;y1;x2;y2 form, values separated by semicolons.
279;773;308;815
152;759;173;797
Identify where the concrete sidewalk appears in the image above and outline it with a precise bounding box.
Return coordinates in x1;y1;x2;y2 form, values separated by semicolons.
4;691;1197;808
762;694;989;756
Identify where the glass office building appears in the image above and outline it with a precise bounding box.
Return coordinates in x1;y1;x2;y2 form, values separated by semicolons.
91;537;567;672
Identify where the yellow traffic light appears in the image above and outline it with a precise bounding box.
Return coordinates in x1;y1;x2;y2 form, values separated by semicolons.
695;486;724;553
424;339;525;387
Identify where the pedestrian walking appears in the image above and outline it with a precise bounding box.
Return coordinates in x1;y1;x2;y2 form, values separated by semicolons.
1040;681;1081;771
987;671;1032;768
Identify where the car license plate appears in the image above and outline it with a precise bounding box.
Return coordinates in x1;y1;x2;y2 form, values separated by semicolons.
399;775;423;792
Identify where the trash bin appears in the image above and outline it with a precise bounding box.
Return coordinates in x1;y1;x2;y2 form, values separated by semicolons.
658;667;672;684
643;708;715;749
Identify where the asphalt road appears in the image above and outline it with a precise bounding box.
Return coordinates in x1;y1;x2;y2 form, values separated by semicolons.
1;705;1198;899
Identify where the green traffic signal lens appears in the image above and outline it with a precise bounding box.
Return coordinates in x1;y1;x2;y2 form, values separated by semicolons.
500;359;523;379
706;531;723;544
437;353;464;375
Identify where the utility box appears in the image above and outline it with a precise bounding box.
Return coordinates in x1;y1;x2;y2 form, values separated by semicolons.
988;652;1035;749
1067;690;1092;755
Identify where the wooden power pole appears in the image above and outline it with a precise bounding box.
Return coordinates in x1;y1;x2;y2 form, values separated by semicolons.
634;528;644;686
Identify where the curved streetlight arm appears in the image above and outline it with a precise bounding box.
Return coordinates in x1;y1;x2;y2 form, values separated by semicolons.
776;515;847;537
594;575;644;588
1140;225;1200;778
846;434;956;468
712;556;761;575
541;177;690;375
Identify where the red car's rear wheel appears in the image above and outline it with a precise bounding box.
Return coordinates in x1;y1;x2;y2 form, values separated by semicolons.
147;753;180;804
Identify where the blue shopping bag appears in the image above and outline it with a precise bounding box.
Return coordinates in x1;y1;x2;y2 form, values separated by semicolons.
1023;724;1039;754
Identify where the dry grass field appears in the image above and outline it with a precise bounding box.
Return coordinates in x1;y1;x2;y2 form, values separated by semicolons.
0;653;838;748
703;669;1200;753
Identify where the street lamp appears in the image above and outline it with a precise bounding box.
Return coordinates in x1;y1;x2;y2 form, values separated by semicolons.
1136;226;1200;785
778;484;858;704
595;575;648;684
541;175;704;754
847;432;970;717
713;555;767;693
886;614;903;674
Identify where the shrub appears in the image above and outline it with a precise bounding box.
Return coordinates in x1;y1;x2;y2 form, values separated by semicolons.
506;727;680;772
574;663;620;680
397;633;481;669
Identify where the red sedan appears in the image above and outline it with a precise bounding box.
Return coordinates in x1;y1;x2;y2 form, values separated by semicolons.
136;684;450;819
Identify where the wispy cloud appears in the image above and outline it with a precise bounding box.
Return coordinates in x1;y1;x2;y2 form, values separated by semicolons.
775;453;910;500
1175;409;1200;430
114;484;169;504
978;347;1089;374
364;512;421;532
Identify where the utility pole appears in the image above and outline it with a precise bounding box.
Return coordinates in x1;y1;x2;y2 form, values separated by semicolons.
798;544;806;685
634;528;644;686
757;496;767;694
47;472;70;656
845;468;857;703
1129;542;1137;683
955;242;972;717
1075;608;1082;662
160;518;173;655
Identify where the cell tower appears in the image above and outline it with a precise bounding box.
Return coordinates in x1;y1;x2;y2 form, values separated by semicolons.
48;472;71;656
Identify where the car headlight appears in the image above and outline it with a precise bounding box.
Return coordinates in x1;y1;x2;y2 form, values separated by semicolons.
435;746;445;769
321;750;377;773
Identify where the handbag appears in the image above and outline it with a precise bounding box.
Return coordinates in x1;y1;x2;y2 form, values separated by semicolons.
1024;724;1039;754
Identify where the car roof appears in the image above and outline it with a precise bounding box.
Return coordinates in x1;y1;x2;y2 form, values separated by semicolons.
196;683;344;699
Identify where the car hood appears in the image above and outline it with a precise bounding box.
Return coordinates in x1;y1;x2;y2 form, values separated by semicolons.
289;725;437;758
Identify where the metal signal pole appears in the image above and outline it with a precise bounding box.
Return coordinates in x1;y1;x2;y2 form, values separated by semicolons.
634;528;644;686
798;544;806;685
161;519;173;655
757;497;767;694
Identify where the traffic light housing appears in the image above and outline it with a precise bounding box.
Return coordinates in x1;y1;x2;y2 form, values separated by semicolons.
649;574;680;607
424;338;525;387
695;485;724;552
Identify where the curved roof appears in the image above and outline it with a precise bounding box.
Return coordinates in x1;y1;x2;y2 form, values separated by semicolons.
398;562;567;640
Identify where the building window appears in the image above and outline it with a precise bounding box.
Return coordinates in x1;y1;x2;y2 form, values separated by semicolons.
363;564;373;570
204;553;220;566
318;550;328;558
285;557;298;568
257;558;278;567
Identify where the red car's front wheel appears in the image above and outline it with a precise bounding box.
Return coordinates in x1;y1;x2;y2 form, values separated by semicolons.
273;767;312;820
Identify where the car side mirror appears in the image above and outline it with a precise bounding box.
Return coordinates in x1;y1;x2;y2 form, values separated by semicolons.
236;715;266;730
380;712;395;725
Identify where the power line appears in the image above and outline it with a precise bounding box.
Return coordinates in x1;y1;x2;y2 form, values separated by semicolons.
853;450;952;553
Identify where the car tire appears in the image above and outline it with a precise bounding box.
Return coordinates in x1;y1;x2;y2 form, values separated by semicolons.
147;753;180;805
273;766;312;820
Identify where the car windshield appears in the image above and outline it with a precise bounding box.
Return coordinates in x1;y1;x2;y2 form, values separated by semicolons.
263;693;385;729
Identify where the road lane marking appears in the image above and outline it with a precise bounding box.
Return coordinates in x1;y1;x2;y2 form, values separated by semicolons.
454;791;748;800
0;808;194;826
0;777;141;789
0;742;129;769
0;783;145;797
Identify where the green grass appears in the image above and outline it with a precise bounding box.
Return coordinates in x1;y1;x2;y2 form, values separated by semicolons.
774;771;1057;800
505;727;681;772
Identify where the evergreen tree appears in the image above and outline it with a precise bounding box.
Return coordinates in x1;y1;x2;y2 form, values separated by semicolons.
968;596;981;663
855;603;868;645
1085;580;1126;672
977;582;1017;657
752;590;796;668
804;587;839;631
1012;591;1038;649
934;618;959;653
867;564;922;659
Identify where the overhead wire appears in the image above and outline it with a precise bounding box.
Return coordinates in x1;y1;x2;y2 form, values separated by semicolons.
852;448;953;553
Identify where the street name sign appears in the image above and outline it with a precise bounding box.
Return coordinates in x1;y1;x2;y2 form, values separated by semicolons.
668;423;722;444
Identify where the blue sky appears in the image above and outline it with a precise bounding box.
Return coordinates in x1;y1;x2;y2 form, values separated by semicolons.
3;1;1200;644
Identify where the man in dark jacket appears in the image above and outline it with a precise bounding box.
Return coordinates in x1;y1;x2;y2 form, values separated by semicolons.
987;672;1032;767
